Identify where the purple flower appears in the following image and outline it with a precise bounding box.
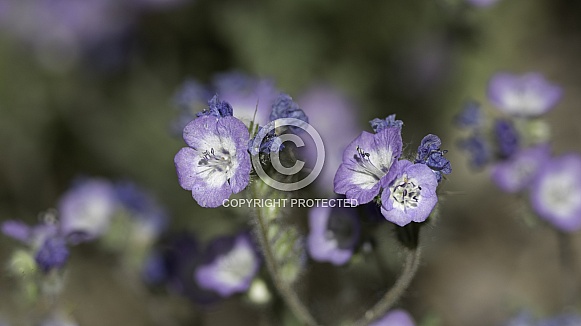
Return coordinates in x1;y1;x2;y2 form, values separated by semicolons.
35;237;70;273
196;95;234;118
381;160;438;226
172;79;212;133
269;93;309;132
248;125;284;155
491;144;551;193
505;311;534;326
58;178;118;243
494;119;519;159
466;0;500;7
459;133;491;168
115;181;168;238
174;115;251;207
334;127;403;204
297;85;360;195
307;205;360;265
415;134;451;182
145;234;220;304
2;217;70;273
370;114;403;133
213;72;279;126
488;72;562;117
370;309;416;326
530;154;581;232
195;233;260;297
454;101;482;128
538;313;581;326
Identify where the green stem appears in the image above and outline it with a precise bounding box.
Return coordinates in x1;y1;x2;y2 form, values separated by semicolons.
352;247;422;326
251;190;318;326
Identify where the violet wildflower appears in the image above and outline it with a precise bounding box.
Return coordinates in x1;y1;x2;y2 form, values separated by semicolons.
297;86;360;194
415;134;451;182
488;72;562;117
197;95;234;118
494;119;519;159
307;205;360;265
491;144;550;193
213;72;279;126
172;79;211;133
381;160;438;226
34;237;70;273
174;115;251;207
146;234;220;303
58;178;118;243
334;127;403;204
458;133;491;168
454;101;482;128
538;313;581;326
248;125;284;155
466;0;500;7
530;154;581;232
2;217;70;273
195;233;260;297
370;114;403;133
269;93;309;132
370;309;416;326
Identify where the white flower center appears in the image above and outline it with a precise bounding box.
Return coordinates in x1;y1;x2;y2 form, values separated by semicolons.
356;146;387;180
539;172;581;219
391;175;422;211
196;136;237;187
213;243;256;288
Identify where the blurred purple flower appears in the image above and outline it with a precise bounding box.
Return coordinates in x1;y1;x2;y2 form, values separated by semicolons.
58;178;118;243
370;309;416;326
458;133;491;168
504;311;534;326
144;234;221;304
197;95;234;119
174;115;251;207
494;119;520;159
307;205;360;265
370;115;403;133
2;216;70;273
466;0;501;7
488;72;562;117
298;85;360;194
334;127;403;204
115;181;168;238
538;313;581;326
35;237;69;273
213;72;279;127
531;154;581;232
381;160;438;226
195;233;260;297
415;134;451;182
491;144;551;193
172;79;212;133
455;101;482;128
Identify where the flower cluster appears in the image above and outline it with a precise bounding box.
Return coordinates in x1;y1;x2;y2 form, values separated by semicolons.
1;177;168;273
334;115;450;226
457;72;581;232
173;81;308;207
143;232;261;301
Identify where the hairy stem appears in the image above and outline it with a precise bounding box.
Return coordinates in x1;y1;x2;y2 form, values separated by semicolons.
251;192;318;326
352;246;422;326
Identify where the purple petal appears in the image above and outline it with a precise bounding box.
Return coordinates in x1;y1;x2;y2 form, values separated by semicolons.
174;147;200;191
530;154;581;232
307;206;355;265
1;220;31;243
488;72;562;117
381;161;438;226
491;144;551;193
370;309;416;326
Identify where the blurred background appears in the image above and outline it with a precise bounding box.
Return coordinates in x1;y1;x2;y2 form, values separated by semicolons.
2;0;581;325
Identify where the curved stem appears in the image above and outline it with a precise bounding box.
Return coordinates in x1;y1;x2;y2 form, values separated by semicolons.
352;247;422;326
251;197;318;326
